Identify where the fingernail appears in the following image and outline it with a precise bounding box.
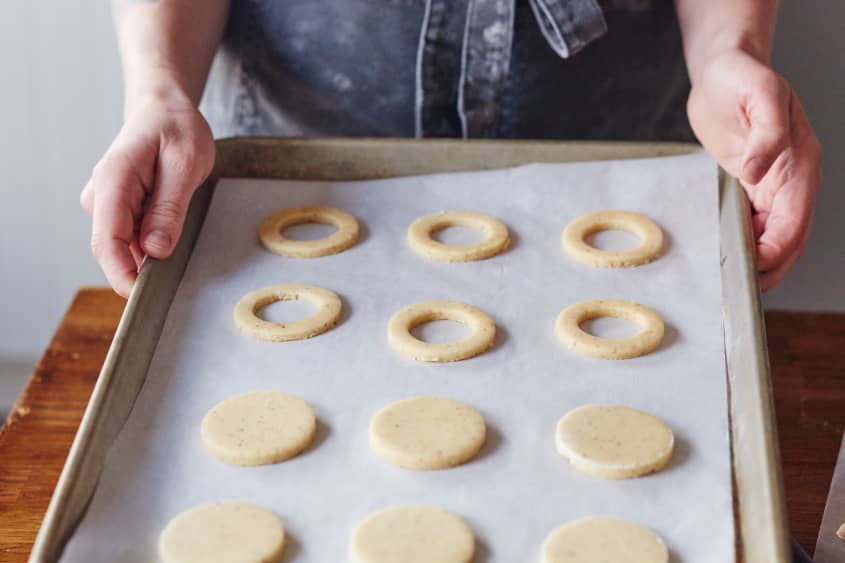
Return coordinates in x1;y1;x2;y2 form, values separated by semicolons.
144;230;172;254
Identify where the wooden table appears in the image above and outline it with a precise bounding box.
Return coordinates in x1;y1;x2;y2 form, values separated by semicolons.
0;289;843;561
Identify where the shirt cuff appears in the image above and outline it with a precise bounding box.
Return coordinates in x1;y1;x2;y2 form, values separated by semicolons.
528;0;608;58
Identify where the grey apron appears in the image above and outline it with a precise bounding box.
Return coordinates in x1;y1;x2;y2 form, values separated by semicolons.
201;0;693;142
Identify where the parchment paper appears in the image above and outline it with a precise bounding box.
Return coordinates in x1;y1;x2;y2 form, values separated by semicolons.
62;151;733;562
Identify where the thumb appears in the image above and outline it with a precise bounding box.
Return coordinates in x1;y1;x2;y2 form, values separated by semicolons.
741;73;791;185
140;141;211;258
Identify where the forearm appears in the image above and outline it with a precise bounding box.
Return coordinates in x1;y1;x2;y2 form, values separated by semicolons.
113;0;230;116
674;0;777;85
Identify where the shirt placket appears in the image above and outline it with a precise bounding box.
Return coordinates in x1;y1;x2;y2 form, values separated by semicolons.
415;0;607;139
458;0;516;138
415;0;469;137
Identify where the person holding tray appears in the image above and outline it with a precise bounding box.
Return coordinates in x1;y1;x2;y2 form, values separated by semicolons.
78;1;820;560
81;0;822;301
80;2;820;300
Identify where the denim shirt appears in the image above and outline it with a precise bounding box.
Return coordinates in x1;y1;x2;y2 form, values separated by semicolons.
201;0;693;142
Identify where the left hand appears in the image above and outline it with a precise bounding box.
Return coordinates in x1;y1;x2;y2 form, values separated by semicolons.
687;48;822;290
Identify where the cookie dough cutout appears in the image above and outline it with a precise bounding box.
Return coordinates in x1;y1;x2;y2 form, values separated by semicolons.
408;211;509;262
837;522;845;541
351;505;475;563
388;300;496;362
542;517;668;563
555;299;664;360
563;210;664;268
370;396;486;470
259;205;359;258
159;502;285;563
556;404;674;479
201;391;316;466
234;284;342;342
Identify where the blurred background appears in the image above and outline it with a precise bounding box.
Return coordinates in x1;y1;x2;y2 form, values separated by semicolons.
0;2;843;418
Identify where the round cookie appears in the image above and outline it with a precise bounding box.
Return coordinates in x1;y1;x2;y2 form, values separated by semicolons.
159;501;285;563
259;205;359;258
369;396;486;470
351;505;475;563
562;210;664;268
555;299;664;360
387;300;496;362
234;284;342;342
542;517;668;563
201;391;317;466
407;211;509;262
555;404;674;479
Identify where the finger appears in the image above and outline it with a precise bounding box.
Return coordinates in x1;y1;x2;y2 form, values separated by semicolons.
755;178;813;273
759;247;799;291
129;235;144;270
752;211;767;240
81;179;95;216
754;91;821;271
140;141;210;258
759;224;811;291
90;156;147;297
754;126;821;272
741;73;791;185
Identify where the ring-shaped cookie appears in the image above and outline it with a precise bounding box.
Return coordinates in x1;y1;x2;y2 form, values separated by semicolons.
234;284;342;342
388;300;496;362
555;299;664;360
407;211;509;262
562;210;663;267
259;205;359;258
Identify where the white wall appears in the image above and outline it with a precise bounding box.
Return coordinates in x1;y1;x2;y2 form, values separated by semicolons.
0;1;120;364
0;2;842;365
764;2;845;309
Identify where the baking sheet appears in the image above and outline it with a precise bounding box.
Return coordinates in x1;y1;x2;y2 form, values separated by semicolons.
61;151;733;562
815;431;845;563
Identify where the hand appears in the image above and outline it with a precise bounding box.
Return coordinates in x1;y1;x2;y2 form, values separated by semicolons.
81;93;215;297
687;49;822;290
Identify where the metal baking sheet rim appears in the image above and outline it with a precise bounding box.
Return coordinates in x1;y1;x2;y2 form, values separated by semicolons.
30;137;790;563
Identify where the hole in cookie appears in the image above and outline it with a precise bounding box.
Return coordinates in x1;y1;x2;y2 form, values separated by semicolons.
432;226;485;246
586;229;640;251
580;317;640;339
282;222;338;241
411;319;472;344
259;299;319;323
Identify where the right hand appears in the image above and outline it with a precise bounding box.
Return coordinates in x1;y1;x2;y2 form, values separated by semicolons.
81;93;215;297
686;49;821;291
